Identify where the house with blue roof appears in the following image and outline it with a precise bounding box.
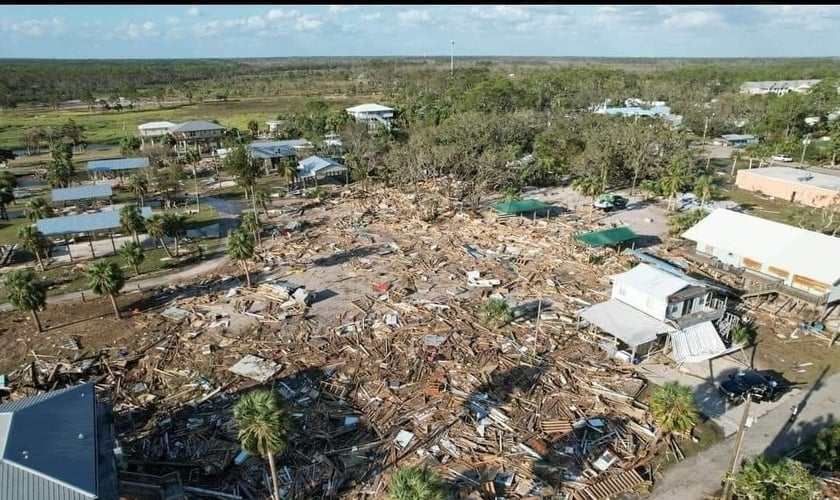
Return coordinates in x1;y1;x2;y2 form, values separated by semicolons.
0;383;119;500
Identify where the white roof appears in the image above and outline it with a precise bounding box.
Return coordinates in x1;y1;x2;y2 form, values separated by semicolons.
346;103;393;113
579;299;675;347
670;321;726;364
138;121;176;130
739;166;840;192
682;209;840;286
611;263;690;301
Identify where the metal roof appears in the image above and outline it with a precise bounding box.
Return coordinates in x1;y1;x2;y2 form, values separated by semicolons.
346;103;394;113
490;199;552;214
36;207;152;236
670;321;726;364
170;120;225;133
720;134;756;141
298;155;347;178
86;157;149;172
611;264;690;302
575;226;638;247
578;299;674;347
249;139;312;159
51;185;113;203
137;121;176;131
682;208;840;287
601;105;672;117
738;166;840;192
0;383;101;500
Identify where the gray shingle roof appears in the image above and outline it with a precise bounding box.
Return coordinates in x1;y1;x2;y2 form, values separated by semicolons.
0;383;105;500
248;140;312;159
36;207;153;236
170;120;225;133
298;155;347;178
86;157;150;172
51;185;113;203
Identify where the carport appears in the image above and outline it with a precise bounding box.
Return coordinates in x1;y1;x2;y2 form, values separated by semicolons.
490;199;553;220
37;207;153;261
578;298;675;362
575;226;638;248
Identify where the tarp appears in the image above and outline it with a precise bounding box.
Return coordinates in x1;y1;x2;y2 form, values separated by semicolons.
578;299;674;347
575;226;638;247
490;199;552;215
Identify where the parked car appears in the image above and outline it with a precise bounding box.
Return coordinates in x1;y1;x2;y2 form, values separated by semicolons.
771;154;793;163
593;193;628;212
719;370;789;405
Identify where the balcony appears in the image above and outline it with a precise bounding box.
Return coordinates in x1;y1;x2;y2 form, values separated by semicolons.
669;297;727;329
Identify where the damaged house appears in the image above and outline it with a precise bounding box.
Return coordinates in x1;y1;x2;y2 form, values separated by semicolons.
578;263;730;364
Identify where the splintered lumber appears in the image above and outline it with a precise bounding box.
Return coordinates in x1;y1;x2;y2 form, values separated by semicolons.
574;469;647;500
540;419;574;435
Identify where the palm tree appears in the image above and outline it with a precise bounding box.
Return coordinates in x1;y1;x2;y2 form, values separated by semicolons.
277;159;298;188
119;204;145;244
572;174;600;221
242;212;260;244
120;241;145;276
233;389;291;500
227;228;255;287
253;189;270;214
247;119;260;138
692;175;715;206
128;173;149;207
87;260;126;319
0;171;17;221
18;225;50;271
389;466;446;500
185;148;201;211
25;197;53;222
3;269;47;333
145;214;173;258
661;160;691;212
649;381;699;433
162;212;187;257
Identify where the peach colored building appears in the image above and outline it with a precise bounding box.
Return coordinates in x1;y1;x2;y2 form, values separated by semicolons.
735;166;840;208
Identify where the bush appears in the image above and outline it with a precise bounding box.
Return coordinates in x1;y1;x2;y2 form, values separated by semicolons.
389;466;446;500
483;298;513;326
730;322;756;346
668;209;709;236
732;456;821;500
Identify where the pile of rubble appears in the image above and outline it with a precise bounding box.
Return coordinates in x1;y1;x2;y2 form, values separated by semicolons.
1;185;693;499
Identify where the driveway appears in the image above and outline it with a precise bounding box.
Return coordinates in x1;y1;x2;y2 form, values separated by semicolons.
650;369;840;499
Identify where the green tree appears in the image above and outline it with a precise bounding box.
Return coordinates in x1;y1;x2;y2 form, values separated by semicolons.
227;228;255;287
732;456;820;500
389;466;446;500
87;260;126;319
242;211;261;244
162;212;187;257
233;389;291;500
145;214;173;258
692;175;716;205
120;241;145;276
0;171;17;221
501;185;522;203
119;204;145;244
277;159;298;187
649;381;699;433
247;119;259;138
120;135;141;157
667;209;708;237
253;189;270;213
661;158;692;212
128;173;149;207
18;225;50;271
572;174;600;221
25;197;53;222
3;269;47;333
805;420;840;472
46;142;75;188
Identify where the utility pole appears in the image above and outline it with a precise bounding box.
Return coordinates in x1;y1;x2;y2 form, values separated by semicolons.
450;40;454;76
192;164;200;213
722;394;752;500
702;116;710;145
801;136;811;165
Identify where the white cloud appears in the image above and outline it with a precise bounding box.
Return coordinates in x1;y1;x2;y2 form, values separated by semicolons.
470;5;532;22
267;8;300;20
295;15;323;32
166;17;180;25
1;17;66;37
360;12;381;22
662;9;724;29
328;5;357;15
186;6;200;17
397;9;432;26
122;21;159;40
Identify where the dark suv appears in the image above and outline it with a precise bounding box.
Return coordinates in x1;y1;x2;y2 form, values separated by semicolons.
719;370;789;405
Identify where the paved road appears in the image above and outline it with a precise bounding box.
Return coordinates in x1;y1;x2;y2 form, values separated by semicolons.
704;143;840;177
650;370;840;499
0;251;231;313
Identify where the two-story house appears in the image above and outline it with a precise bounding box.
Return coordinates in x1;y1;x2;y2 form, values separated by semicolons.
169;120;226;153
137;121;176;148
578;263;727;363
345;103;395;131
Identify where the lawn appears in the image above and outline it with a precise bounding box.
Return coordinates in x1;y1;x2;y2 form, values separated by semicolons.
0;95;376;150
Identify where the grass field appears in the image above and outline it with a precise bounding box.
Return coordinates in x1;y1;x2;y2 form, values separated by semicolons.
0;94;376;150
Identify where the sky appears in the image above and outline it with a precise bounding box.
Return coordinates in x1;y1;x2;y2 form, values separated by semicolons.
1;5;839;59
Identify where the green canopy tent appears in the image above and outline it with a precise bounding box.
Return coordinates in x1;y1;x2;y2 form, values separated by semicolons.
490;199;553;219
575;226;638;248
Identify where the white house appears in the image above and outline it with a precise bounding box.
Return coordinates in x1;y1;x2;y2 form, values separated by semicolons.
578;264;727;363
265;119;285;136
740;80;821;96
298;155;348;183
345;103;394;130
169;120;226;152
682;209;840;303
138;121;177;147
